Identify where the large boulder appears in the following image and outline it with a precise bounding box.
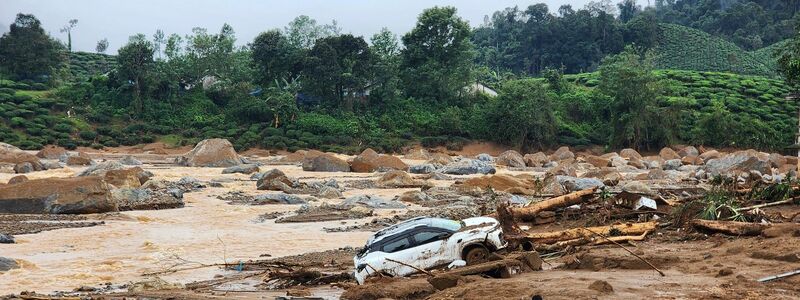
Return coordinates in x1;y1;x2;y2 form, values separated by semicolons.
584;155;611;168
64;152;94;166
659;147;681;160
13;162;35;174
78;161;125;176
699;150;721;161
678;146;699;158
549;146;575;161
524;152;548;167
112;187;185;211
0;176;116;214
120;155;143;166
427;153;453;165
0;257;19;272
280;150;308;163
350;149;408;173
7;175;28;185
36;145;67;159
440;159;496;175
705;150;771;176
104;167;149;188
557;176;604;192
404;148;431;160
302;153;350;172
256;169;298;191
409;164;437;174
175;138;242;167
496;150;525;168
619;148;642;160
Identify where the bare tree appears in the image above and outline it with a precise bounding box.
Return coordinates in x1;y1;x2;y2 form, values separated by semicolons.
60;19;78;51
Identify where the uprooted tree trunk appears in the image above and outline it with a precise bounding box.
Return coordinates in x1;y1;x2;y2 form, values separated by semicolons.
536;231;650;252
512;187;598;221
527;221;657;244
690;219;768;236
427;251;542;290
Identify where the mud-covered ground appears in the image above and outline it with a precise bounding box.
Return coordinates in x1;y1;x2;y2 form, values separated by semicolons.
1;144;800;299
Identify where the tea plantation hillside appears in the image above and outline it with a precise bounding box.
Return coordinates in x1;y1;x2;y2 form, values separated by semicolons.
653;24;780;77
67;52;117;79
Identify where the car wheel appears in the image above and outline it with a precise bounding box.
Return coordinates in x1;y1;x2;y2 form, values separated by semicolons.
464;245;490;265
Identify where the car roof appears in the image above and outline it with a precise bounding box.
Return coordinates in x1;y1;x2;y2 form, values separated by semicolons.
365;217;461;245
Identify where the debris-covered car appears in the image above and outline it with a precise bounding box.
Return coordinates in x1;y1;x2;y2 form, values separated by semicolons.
353;216;506;284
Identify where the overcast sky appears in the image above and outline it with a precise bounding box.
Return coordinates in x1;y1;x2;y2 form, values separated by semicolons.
0;0;647;53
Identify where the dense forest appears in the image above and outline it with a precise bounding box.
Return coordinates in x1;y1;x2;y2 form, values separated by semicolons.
1;0;800;154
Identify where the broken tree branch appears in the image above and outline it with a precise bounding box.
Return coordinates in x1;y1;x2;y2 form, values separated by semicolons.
690;219;768;236
513;187;598;220
737;198;798;212
385;258;434;277
757;268;800;282
582;228;665;277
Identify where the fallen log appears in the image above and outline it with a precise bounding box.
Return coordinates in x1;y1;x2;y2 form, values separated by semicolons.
690;219;768;236
737;198;798;212
527;221;657;244
513;187;598;220
535;231;650;252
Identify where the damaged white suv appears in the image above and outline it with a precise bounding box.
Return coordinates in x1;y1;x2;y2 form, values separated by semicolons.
353;216;506;284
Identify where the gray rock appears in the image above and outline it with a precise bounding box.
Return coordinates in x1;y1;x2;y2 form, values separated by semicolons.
409;164;437;174
316;186;342;199
13;162;34;174
440;159;496;175
112;187;185;211
221;164;260;174
664;159;682;170
621;181;654;195
120;155;143;166
254;193;307;204
543;161;559;168
477;153;493;162
509;195;529;205
0;234;14;244
78;161;125;177
302;154;350;172
557;176;605;192
705;150;771;176
339;195;406;209
41;161;63;170
0;257;18;271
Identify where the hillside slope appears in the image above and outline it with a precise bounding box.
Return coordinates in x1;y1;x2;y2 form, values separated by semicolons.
653;24;780;77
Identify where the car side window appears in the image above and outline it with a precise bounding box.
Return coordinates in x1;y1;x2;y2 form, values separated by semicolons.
382;237;411;253
412;230;447;246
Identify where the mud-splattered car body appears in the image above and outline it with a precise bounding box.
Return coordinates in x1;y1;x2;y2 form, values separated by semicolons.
353;216;506;284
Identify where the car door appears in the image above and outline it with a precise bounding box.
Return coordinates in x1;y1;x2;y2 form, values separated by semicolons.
408;228;453;270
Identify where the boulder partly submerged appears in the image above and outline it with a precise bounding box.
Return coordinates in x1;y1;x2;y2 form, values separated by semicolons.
302;153;350;172
349;148;408;173
176;138;243;167
0;176;116;214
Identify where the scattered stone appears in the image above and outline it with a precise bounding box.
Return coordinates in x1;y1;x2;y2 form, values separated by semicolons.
461;174;538;195
0;144;42;172
663;159;682;170
547;160;577;177
339;195;406;209
549;146;575;161
588;280;613;293
440;159;496;175
409;164;437;174
0;257;19;272
256;169;298;191
119;155;143;166
397;191;431;203
175;138;242;167
681;155;703;165
222;164;260;174
64;152;94;166
699;150;721;161
619;148;642;160
41;161;63;170
104;167;150;188
376;170;431;188
584;155;611;168
254;193;308;205
0;234;14;244
524;152;548;167
7;175;28;185
558;176;605;192
13;162;35;174
621;181;654;195
705;150;771;176
350;149;408;172
477;153;493;162
316;186;342;199
78;161;125;177
405;148;431;160
496;150;525;167
302;153;350;172
113;187;185;211
427;153;454;165
659;147;681;160
35;145;67;159
678;146;699;158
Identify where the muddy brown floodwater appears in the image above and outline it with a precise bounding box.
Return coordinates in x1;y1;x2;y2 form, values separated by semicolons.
0;162;391;294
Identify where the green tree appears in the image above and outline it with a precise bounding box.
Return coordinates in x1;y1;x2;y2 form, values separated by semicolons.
95;38;109;53
303;34;372;110
0;14;64;80
284;15;338;49
778;24;800;90
251;30;301;85
401;6;474;103
617;0;640;23
60;19;78;52
369;28;401;106
152;29;165;59
117;34;155;115
485;79;557;150
598;47;668;150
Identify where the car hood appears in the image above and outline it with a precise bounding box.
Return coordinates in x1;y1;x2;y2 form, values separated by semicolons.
461;216;499;228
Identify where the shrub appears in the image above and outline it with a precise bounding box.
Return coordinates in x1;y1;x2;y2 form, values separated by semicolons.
79;130;97;140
